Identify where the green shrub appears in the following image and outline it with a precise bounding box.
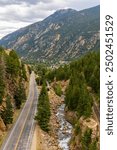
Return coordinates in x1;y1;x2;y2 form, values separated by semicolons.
81;128;92;150
54;83;62;96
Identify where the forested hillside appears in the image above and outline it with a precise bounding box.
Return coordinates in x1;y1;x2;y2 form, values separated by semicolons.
64;51;100;149
65;51;100;112
0;47;30;136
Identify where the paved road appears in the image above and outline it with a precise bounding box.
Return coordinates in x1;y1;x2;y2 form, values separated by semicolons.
0;72;38;150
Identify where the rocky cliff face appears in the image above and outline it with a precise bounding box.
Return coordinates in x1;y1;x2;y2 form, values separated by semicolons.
0;118;6;133
0;6;100;63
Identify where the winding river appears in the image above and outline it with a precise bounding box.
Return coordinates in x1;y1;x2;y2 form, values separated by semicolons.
56;104;73;150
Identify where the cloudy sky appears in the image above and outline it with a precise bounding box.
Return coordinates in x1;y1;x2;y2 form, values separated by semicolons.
0;0;99;39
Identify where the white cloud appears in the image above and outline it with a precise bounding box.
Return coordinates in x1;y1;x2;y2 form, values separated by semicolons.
0;0;40;5
0;20;31;38
0;0;99;39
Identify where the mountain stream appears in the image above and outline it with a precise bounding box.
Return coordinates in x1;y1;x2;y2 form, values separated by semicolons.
56;104;73;150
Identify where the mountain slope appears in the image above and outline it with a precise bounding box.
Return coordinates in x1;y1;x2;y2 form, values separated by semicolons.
0;47;30;138
0;6;100;62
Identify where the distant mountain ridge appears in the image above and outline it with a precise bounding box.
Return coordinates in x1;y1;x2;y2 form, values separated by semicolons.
0;5;100;63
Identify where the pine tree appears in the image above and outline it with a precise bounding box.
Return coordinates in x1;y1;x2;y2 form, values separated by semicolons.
14;83;26;109
0;50;5;104
77;85;92;118
81;128;92;150
89;140;97;150
89;65;100;94
35;83;51;132
21;63;27;81
5;50;20;77
1;96;13;125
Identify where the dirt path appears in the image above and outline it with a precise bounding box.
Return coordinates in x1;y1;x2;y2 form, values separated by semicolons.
31;124;62;150
31;127;37;150
31;125;49;150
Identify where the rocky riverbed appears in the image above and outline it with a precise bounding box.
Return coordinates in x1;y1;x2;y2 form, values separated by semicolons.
56;104;73;150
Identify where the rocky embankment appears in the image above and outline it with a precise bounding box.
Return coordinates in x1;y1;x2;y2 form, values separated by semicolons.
65;105;100;150
0;118;6;138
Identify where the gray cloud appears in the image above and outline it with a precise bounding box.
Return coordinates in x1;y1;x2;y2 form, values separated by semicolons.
0;0;54;6
66;0;100;10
